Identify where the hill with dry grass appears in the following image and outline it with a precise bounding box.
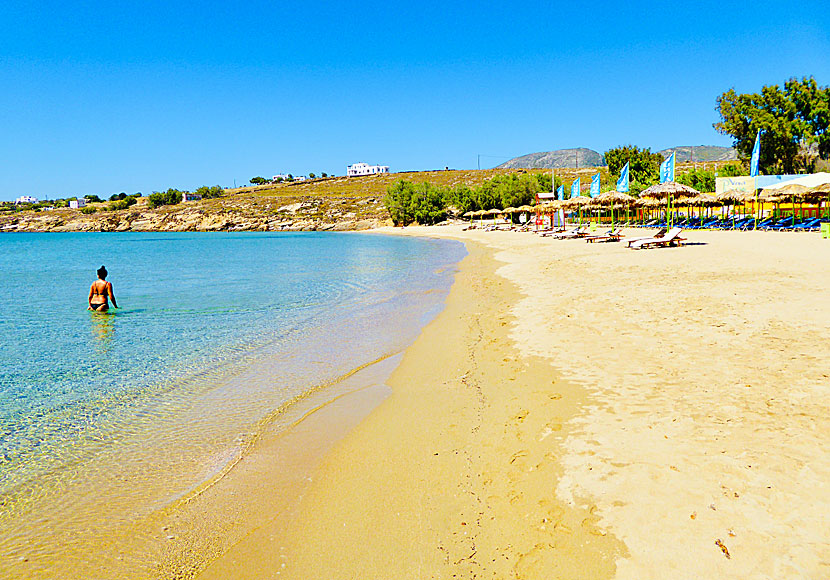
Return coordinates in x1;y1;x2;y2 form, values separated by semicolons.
0;161;736;232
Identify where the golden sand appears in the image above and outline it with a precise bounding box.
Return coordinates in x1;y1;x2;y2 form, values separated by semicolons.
199;227;829;579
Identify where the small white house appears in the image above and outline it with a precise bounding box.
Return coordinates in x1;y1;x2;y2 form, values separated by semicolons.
347;163;389;177
272;174;290;182
182;192;202;202
69;199;86;209
15;195;38;204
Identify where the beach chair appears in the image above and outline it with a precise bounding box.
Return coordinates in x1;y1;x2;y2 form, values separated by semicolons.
585;228;624;243
625;228;667;247
629;227;685;249
550;226;589;239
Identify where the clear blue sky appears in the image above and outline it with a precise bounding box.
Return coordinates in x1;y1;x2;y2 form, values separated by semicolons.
1;0;828;200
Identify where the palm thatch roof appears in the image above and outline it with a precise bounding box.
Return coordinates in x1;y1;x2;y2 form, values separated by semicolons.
516;205;534;212
634;197;664;208
809;182;830;194
714;189;745;204
639;181;700;200
591;190;635;206
562;195;591;209
683;194;719;206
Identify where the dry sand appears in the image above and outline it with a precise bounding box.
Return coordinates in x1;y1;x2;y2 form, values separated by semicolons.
200;226;829;579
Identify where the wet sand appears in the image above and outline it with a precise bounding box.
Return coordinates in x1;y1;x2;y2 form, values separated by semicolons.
198;226;830;579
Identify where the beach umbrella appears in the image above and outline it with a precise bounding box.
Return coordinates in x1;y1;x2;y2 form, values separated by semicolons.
592;191;634;228
764;184;809;226
639;182;700;228
562;195;591;225
807;183;830;219
715;189;744;226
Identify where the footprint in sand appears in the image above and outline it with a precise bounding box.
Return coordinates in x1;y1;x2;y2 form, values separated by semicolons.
510;450;528;464
512;410;529;423
539;421;563;441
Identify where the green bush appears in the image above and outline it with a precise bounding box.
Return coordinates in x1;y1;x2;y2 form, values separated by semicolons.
85;195;103;203
718;163;744;177
148;189;184;208
384;181;447;226
108;196;137;211
195;185;223;199
677;169;716;192
80;206;97;215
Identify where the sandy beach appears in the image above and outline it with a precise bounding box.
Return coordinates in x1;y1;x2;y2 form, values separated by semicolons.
199;226;829;579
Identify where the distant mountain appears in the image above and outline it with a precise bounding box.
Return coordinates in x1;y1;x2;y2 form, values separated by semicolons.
496;148;604;169
657;145;737;162
497;145;737;169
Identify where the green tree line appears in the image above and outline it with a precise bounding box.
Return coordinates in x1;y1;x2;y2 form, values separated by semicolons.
384;173;557;226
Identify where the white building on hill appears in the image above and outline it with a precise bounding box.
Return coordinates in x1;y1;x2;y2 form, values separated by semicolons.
15;195;38;204
347;162;389;177
69;199;86;209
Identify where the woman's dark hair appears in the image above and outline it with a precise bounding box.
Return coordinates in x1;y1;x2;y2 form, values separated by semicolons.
97;265;108;279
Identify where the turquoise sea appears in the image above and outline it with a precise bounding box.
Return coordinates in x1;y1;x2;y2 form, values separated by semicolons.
0;231;465;574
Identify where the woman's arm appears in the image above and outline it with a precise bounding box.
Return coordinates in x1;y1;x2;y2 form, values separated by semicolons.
108;282;118;308
88;284;95;309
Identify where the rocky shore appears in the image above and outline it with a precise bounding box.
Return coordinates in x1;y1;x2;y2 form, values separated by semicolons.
0;194;392;233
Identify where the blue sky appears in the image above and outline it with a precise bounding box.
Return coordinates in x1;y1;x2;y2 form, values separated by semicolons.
1;1;828;200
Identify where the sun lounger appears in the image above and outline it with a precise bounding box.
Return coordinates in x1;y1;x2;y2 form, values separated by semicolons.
629;227;685;249
548;226;589;239
585;228;624;243
625;228;666;247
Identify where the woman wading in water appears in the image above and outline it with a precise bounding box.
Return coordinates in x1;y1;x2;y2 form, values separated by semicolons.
88;266;118;312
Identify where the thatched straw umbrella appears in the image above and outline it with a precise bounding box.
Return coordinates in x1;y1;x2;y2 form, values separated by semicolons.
807;182;830;219
562;194;591;225
764;183;810;226
714;189;744;225
593;190;635;227
639;182;700;227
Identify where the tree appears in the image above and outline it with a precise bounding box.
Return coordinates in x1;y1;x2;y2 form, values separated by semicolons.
250;176;267;185
321;172;328;178
384;181;447;226
308;172;316;179
604;145;661;187
195;185;223;199
714;76;830;174
676;169;715;193
148;189;183;208
85;195;103;203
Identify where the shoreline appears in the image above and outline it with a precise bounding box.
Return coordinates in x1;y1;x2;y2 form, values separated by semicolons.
0;232;463;579
201;236;625;578
202;226;829;579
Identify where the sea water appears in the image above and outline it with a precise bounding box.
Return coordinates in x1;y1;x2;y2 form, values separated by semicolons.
0;231;465;574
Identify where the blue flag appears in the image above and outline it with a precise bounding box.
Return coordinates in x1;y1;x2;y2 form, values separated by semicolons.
571;178;581;198
660;152;675;183
750;131;761;177
617;162;630;193
590;173;601;196
556;185;564;200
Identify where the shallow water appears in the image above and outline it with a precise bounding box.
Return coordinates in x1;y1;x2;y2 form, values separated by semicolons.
0;231;465;575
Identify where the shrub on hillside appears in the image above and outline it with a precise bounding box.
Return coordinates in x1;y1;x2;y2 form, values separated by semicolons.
148;189;184;208
195;185;223;199
80;206;97;215
677;169;716;192
108;196;137;211
384;181;447;226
